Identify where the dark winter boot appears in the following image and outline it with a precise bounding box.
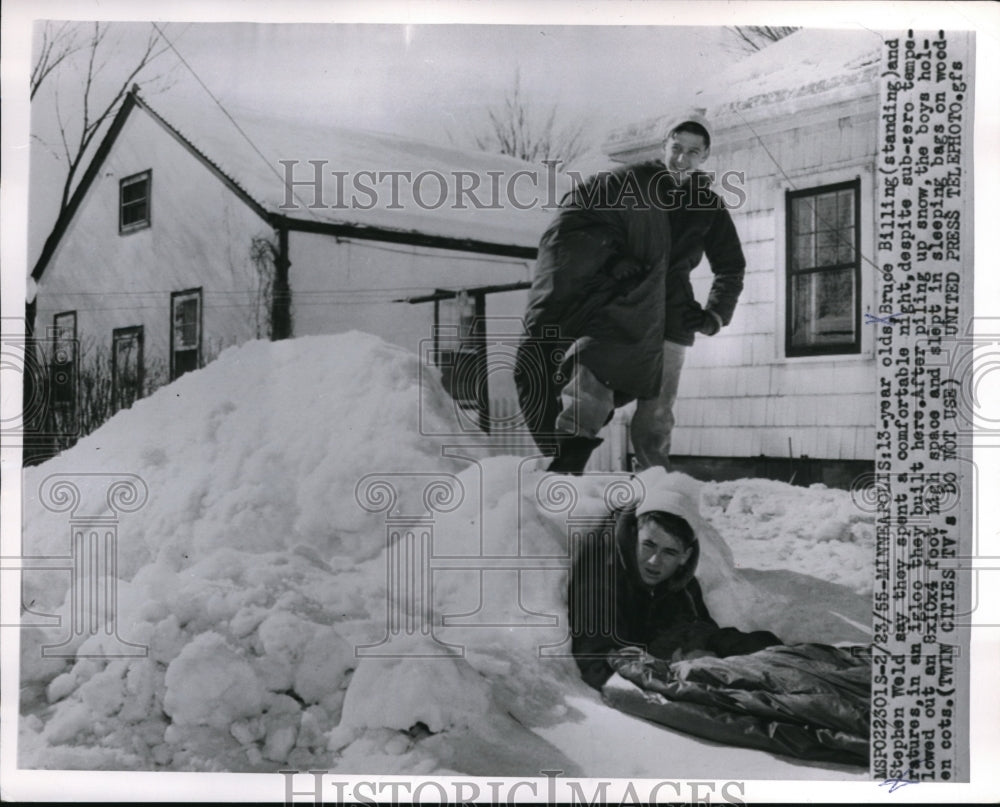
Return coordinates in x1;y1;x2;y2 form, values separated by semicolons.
547;436;604;475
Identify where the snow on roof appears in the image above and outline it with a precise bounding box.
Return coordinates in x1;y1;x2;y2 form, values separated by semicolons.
703;27;882;117
605;28;882;157
706;29;880;103
137;90;556;249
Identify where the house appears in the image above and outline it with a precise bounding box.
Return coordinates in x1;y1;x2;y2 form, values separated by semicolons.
601;28;884;486
31;28;886;485
30;87;556;454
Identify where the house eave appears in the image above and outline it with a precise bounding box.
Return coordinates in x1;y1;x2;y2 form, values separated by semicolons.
274;214;538;260
131;92;272;224
31;87;274;283
33;87;539;282
31;93;139;281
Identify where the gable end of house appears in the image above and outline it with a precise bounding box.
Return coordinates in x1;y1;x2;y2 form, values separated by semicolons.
32;87;272;282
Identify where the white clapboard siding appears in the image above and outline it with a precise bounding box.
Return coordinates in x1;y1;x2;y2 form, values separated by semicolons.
34;109;267;372
668;101;880;460
593;31;883;463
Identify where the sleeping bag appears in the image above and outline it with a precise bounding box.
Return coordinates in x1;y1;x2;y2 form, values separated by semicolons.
604;643;870;766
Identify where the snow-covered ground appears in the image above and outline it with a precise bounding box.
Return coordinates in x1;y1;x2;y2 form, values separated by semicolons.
701;478;874;596
17;333;872;778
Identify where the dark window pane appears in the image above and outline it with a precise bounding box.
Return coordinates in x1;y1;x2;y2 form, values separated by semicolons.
174;298;199;348
173;349;198;378
122;179;147;204
51;351;75;405
791;197;815;235
837;226;856;263
121;200;148;227
437;293;477;351
171;293;201;380
792;232;814;271
51;313;77;412
790;268;856;348
441;346;483;410
787;182;860;355
836;189;854;229
814;193;838;231
816;229;840;266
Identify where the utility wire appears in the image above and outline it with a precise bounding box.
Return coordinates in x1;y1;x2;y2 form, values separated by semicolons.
148;21;325;222
731;106;880;276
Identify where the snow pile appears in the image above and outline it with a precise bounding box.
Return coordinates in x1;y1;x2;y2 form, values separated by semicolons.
701;478;874;595
163;632;267;729
18;332;871;775
336;639;492;735
22;332;468;601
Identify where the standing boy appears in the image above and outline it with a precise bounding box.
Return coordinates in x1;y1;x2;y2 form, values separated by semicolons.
516;111;746;473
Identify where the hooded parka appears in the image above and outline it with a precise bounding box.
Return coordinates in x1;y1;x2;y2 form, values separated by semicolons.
569;507;713;690
522;161;673;402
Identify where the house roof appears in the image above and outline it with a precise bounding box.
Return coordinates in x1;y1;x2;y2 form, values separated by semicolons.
33;88;555;279
604;28;883;159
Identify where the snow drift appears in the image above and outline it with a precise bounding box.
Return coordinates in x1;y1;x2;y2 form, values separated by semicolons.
18;332;872;776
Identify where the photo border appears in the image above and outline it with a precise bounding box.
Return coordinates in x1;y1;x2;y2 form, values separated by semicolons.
2;0;998;802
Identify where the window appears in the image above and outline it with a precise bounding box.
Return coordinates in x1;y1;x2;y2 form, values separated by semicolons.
170;288;202;380
51;311;77;424
119;170;151;233
785;180;861;356
434;290;489;431
112;326;144;412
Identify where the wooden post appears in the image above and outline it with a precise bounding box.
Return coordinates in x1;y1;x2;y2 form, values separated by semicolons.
272;220;292;340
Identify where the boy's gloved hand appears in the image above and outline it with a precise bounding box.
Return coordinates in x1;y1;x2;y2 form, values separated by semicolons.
671;647;719;662
609;257;646;281
682;304;722;336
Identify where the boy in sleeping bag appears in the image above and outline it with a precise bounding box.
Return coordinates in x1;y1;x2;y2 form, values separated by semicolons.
568;473;869;765
569;483;779;690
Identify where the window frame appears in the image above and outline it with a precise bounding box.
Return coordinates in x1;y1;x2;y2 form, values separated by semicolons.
432;291;490;432
119;169;152;234
111;325;145;412
784;178;862;358
170;287;203;381
50;310;78;413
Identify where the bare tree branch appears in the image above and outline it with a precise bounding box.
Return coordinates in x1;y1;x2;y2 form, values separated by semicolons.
725;26;800;55
30;22;88;100
448;68;591;166
33;21;177;221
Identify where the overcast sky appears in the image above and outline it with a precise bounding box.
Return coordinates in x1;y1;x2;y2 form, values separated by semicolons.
163;23;736;139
